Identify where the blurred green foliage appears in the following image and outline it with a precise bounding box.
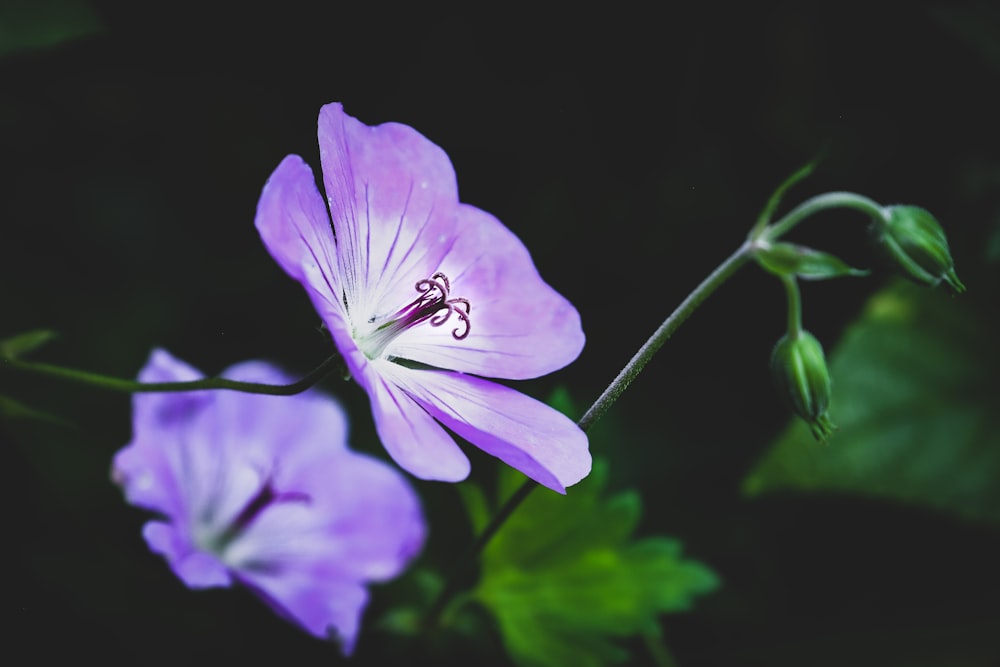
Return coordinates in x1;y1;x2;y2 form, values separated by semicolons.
476;461;718;666
0;0;103;59
746;278;1000;523
0;328;58;359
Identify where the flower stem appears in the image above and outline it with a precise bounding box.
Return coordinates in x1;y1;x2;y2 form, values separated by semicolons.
500;239;753;525
3;352;344;396
427;194;881;623
782;275;803;339
757;191;885;242
578;240;753;431
425;240;755;628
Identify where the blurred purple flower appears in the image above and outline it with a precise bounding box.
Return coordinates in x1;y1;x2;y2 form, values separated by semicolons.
255;103;590;493
112;349;425;654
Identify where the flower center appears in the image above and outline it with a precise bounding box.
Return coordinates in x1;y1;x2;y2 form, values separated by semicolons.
201;479;311;554
356;272;472;360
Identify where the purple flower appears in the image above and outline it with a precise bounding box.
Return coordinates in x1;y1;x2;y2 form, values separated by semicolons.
111;349;425;654
255;103;591;493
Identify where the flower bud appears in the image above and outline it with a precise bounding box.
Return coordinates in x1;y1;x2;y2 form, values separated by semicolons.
876;205;965;292
770;331;835;441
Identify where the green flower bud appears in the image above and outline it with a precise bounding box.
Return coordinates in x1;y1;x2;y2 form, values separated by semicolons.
876;205;965;293
770;331;835;441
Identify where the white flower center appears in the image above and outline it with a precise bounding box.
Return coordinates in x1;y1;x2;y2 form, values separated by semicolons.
354;272;471;360
195;478;310;562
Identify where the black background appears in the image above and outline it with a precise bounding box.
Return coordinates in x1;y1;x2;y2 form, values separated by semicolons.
3;2;999;665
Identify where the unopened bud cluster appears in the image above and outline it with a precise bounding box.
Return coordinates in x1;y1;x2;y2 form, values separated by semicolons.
756;187;966;441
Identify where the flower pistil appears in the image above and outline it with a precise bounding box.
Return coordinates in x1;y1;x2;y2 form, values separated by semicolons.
356;272;471;360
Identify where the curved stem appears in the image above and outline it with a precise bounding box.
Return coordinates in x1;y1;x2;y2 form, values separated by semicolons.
423;479;538;626
425;240;755;628
757;191;885;243
3;352;344;396
578;240;753;432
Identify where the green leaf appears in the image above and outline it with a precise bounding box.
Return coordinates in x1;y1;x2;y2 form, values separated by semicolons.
0;394;73;426
378;568;445;637
755;242;869;280
743;279;1000;523
752;157;821;235
476;460;719;667
457;481;491;534
0;328;58;360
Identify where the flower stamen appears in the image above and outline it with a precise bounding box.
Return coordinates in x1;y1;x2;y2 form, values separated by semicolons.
356;272;472;360
408;272;472;340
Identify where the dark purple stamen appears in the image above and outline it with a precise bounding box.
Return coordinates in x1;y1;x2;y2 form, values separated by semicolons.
392;272;471;340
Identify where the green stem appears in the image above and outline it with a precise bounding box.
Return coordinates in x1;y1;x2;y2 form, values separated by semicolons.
782;275;803;338
425;240;755;628
578;240;753;432
3;353;344;396
757;191;885;243
425;194;880;626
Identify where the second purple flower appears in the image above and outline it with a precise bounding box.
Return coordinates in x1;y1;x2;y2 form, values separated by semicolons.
112;350;425;654
256;103;590;493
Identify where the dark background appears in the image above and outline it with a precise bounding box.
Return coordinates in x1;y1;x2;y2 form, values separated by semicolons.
3;1;999;665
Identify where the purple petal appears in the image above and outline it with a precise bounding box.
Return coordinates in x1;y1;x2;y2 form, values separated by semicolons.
362;366;471;482
113;349;210;516
111;437;182;516
228;444;424;654
229;447;426;582
131;348;211;434
387;203;585;379
122;353;261;532
206;360;351;470
143;521;232;588
218;405;426;654
281;450;426;582
384;366;591;493
317;103;462;321
255;154;345;324
240;570;369;654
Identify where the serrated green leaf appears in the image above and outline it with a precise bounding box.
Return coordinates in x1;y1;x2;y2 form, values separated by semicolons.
743;279;1000;523
476;460;719;667
0;329;58;360
755;242;869;280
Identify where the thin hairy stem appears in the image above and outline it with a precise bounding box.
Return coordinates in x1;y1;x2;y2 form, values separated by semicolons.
578;241;753;431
